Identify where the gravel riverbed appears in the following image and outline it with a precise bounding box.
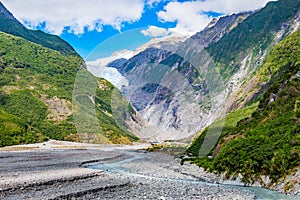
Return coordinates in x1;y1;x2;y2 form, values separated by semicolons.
0;141;256;199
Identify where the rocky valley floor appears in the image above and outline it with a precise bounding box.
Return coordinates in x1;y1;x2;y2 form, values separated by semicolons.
0;141;295;200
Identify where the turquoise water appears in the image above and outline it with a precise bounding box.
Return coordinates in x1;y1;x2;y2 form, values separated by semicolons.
89;151;298;200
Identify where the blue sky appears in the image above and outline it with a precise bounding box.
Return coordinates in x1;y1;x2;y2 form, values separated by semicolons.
61;1;177;60
2;0;274;60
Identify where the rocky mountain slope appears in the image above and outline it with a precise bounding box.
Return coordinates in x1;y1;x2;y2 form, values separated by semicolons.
96;0;299;143
86;35;187;90
207;0;300;81
183;0;300;194
186;30;300;196
98;12;251;142
87;0;300;194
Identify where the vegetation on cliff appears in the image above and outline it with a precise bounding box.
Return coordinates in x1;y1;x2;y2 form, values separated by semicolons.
186;31;300;185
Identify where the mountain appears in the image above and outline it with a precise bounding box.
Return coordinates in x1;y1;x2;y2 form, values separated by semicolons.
207;0;300;81
188;12;252;47
88;34;187;67
182;0;300;194
0;30;142;146
85;0;300;193
106;12;250;75
186;30;300;195
98;0;300;143
1;0;299;194
86;34;187;91
0;3;144;147
99;12;262;141
0;2;77;56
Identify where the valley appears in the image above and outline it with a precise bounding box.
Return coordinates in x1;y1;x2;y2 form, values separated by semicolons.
0;0;299;199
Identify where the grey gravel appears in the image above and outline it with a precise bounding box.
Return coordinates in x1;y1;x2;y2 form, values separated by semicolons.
0;147;255;200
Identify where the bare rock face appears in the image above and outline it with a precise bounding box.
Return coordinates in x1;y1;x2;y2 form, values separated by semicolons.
41;95;72;122
189;12;251;47
88;4;300;143
274;168;300;196
86;13;251;142
104;13;250;142
225;11;300;112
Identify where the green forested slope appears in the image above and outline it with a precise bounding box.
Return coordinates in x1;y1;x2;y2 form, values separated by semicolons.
0;32;138;146
187;31;300;185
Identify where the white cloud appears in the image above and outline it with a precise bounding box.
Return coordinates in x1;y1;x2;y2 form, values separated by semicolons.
146;0;160;5
141;26;171;37
1;0;276;36
158;0;276;35
146;0;168;7
2;0;144;35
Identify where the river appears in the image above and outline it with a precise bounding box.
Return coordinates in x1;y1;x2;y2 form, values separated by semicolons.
89;149;298;200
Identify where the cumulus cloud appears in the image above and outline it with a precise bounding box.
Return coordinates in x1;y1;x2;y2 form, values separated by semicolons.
2;0;276;36
158;0;275;35
141;26;171;37
2;0;144;35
